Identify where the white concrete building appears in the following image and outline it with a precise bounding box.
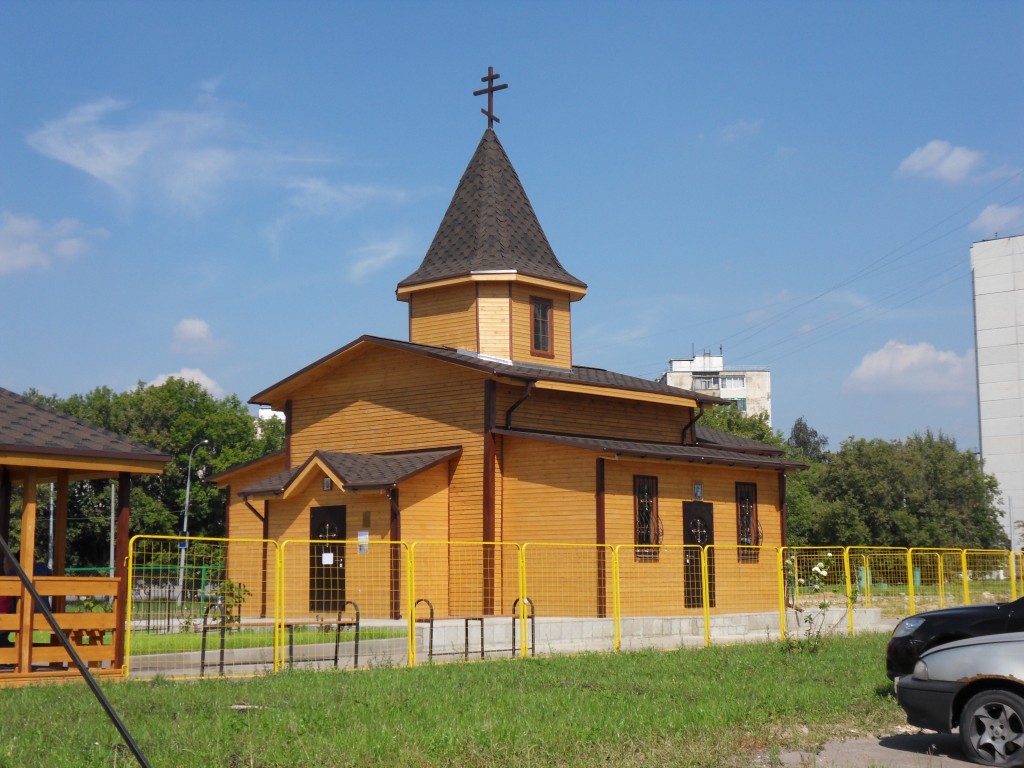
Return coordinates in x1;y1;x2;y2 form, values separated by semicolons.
661;353;772;423
972;234;1024;539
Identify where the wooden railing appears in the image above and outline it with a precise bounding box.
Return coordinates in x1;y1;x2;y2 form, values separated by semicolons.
0;576;121;675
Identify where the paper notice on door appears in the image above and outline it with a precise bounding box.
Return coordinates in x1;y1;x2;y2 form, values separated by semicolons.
321;551;334;566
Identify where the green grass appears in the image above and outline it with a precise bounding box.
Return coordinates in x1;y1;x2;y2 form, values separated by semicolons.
0;633;905;768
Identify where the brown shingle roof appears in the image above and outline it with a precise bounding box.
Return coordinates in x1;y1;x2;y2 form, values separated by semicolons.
250;335;727;408
397;129;586;291
238;447;462;496
692;423;786;456
0;386;170;464
492;428;806;472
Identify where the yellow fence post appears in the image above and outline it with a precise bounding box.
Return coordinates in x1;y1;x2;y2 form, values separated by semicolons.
843;547;854;637
274;542;284;671
905;549;916;616
517;544;528;658
961;550;971;605
1011;550;1018;602
777;547;787;642
937;553;946;608
611;545;622;653
701;545;711;648
124;535;139;677
407;542;417;667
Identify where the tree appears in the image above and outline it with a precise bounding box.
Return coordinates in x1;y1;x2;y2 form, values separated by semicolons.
699;405;786;449
811;431;1005;549
787;416;829;463
700;409;1004;550
19;379;284;567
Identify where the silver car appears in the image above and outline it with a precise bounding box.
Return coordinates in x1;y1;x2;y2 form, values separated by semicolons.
897;631;1024;766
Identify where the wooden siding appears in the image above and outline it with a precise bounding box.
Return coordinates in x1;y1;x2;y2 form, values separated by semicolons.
604;459;782;614
476;282;512;359
399;463;450;542
402;466;451;616
285;346;485;544
501;438;597;615
262;346;489;618
603;459;782;547
408;284;478;351
498;446;784;617
502;438;596;544
269;475;395;619
509;285;573;368
496;383;690;443
223;454;286;618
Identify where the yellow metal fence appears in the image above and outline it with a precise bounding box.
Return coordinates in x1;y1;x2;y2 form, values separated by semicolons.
125;537;1020;679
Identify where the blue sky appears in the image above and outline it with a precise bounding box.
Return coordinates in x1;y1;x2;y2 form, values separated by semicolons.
2;2;1023;452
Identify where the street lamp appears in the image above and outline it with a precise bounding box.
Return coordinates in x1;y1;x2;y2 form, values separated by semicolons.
177;439;210;606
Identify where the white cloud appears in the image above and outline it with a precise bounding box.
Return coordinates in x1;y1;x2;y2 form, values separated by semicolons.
898;139;983;183
27;95;237;213
286;178;407;216
265;178;410;257
0;211;107;276
843;340;974;395
349;236;413;282
970;204;1024;236
720;119;763;144
148;368;224;398
172;318;223;355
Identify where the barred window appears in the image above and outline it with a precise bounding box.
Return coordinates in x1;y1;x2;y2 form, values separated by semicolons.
634;475;660;561
736;482;760;562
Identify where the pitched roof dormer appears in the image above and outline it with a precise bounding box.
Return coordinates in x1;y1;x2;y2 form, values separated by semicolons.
397;129;586;369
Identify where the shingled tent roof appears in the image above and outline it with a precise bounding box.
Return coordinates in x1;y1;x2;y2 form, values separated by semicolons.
0;386;170;481
397;128;586;291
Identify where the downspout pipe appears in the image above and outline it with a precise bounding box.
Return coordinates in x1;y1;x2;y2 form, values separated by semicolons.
242;495;266;523
504;380;536;430
681;405;705;444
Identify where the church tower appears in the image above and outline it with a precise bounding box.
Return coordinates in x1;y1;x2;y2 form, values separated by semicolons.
396;72;586;369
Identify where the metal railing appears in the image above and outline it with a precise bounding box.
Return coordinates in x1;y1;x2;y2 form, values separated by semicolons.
121;536;1021;679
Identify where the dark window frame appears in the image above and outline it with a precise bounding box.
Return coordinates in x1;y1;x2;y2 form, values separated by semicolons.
634;475;661;561
736;482;760;562
530;296;554;358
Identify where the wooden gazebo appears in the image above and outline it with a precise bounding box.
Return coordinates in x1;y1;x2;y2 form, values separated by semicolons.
0;387;169;685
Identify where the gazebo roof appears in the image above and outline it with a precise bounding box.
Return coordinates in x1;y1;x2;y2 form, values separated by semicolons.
0;387;170;482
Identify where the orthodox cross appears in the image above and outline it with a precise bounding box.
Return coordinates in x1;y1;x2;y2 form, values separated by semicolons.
473;66;508;129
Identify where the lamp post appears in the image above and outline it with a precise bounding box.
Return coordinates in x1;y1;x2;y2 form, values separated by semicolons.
177;439;209;606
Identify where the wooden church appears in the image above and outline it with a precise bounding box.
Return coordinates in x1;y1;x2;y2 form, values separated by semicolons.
212;75;803;621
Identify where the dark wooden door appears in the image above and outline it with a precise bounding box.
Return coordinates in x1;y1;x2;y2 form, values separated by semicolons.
683;501;715;609
309;505;346;612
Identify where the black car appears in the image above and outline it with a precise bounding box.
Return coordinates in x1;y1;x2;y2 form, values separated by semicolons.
886;596;1024;679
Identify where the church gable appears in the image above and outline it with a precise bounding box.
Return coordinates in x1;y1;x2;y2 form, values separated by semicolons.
283;343;487;461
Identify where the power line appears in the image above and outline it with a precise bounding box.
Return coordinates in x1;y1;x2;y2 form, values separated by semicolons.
694;170;1024;355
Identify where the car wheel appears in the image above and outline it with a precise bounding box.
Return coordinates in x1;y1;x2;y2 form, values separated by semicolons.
960;690;1024;766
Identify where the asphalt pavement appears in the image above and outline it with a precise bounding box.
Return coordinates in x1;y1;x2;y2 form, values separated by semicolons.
778;729;973;767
